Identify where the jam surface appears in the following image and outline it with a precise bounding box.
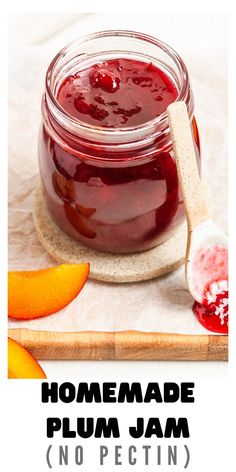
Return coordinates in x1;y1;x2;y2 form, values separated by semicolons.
39;57;200;253
57;58;178;128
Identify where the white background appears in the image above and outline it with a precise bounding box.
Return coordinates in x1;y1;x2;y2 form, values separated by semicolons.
1;1;235;471
2;376;231;471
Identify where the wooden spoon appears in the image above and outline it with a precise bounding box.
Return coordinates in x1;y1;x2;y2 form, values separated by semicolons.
167;101;227;305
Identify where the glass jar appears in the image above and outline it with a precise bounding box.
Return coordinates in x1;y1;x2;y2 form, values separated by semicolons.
39;30;200;254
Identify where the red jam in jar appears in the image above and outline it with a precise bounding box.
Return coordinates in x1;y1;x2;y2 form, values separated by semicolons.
57;59;178;127
39;31;200;254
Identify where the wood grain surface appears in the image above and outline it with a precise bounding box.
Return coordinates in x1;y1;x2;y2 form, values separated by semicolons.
8;329;228;361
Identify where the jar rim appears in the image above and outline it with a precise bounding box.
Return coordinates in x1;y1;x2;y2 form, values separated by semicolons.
45;29;192;143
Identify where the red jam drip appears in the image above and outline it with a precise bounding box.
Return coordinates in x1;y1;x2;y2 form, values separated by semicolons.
192;299;228;334
57;58;178;128
191;245;228;334
192;279;228;334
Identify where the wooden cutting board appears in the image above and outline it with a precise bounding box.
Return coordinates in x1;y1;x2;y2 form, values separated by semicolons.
8;328;228;361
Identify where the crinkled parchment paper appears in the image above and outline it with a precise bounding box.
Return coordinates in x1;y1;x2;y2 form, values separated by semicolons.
8;14;228;334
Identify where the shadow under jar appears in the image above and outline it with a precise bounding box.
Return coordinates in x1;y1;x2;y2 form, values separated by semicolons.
39;30;200;254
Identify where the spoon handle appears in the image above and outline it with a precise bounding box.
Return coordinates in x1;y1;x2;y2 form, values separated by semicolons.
167;101;209;231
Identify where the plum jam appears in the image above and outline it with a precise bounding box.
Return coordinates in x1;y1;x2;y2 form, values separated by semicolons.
57;59;178;127
39;31;200;253
191;246;228;334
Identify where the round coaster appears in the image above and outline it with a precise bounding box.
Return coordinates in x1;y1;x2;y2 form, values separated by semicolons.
33;187;187;283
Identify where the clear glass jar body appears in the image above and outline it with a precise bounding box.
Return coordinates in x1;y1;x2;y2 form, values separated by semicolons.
39;31;200;254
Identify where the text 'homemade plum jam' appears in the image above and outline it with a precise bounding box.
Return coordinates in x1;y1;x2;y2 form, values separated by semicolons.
39;31;200;253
